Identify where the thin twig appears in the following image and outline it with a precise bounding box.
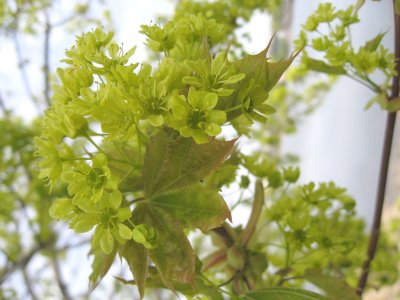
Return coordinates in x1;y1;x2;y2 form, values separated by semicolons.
43;10;51;107
11;33;42;114
53;14;78;28
0;237;87;288
55;239;90;252
0;244;43;285
22;269;39;300
239;180;264;247
7;1;35;112
0;90;7;115
52;0;94;27
51;255;72;300
357;2;400;295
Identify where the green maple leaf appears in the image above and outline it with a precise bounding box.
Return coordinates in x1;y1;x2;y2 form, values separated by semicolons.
143;129;237;196
89;246;117;291
133;202;196;289
149;184;232;232
120;129;235;296
362;32;386;52
119;240;148;299
220;38;301;121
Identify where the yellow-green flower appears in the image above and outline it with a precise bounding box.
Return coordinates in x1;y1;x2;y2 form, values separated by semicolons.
62;154;121;210
34;138;74;190
183;51;245;96
133;77;170;127
168;87;226;143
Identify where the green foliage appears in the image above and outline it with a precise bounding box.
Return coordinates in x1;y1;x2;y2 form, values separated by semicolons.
0;1;117;298
0;0;51;34
0;0;108;36
303;270;360;300
0;117;62;295
241;287;329;300
119;239;148;298
263;181;364;275
34;7;298;295
89;245;118;289
143;129;236;194
396;0;400;16
296;2;396;110
171;0;282;55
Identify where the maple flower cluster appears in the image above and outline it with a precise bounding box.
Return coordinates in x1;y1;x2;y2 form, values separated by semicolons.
34;16;233;253
35;13;293;290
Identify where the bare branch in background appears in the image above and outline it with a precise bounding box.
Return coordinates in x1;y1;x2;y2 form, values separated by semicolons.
11;33;42;114
22;269;39;300
53;0;94;27
271;0;294;59
0;244;42;285
43;10;51;108
0;90;8;115
51;255;72;300
55;239;90;252
357;1;400;295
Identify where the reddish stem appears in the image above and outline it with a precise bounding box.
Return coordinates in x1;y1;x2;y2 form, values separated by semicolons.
357;2;400;295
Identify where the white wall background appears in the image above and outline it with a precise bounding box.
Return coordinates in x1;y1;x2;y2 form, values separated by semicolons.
284;0;396;223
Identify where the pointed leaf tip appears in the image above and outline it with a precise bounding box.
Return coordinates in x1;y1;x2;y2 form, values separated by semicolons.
89;247;117;291
119;240;148;299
